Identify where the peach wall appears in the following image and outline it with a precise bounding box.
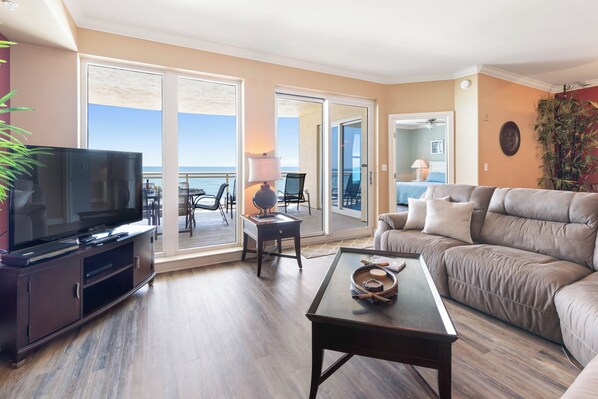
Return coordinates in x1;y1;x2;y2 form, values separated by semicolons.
382;80;454;210
10;43;79;147
454;74;478;185
477;74;549;188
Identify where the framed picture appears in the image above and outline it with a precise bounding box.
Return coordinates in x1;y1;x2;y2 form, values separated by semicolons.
431;140;444;155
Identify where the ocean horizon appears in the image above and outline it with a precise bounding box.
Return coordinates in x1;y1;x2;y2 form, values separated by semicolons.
142;165;300;195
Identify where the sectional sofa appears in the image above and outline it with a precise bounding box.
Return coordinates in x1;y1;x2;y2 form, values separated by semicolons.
375;184;598;396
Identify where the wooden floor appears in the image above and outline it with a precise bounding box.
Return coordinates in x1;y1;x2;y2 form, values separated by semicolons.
0;255;579;398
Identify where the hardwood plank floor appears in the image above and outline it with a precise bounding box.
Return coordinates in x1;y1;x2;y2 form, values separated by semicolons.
0;255;579;398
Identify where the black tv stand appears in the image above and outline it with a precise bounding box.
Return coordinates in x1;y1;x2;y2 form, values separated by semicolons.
0;225;155;367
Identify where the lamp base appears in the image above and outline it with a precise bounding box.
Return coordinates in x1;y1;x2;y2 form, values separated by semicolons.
253;182;278;217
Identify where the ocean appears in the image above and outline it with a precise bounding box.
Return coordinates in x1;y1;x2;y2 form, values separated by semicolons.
143;166;299;195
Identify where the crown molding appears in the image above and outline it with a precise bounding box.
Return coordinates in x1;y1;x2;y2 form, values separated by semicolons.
73;17;394;84
478;65;554;92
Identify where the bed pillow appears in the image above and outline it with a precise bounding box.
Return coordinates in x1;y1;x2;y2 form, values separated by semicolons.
423;199;475;244
403;196;450;230
426;171;446;183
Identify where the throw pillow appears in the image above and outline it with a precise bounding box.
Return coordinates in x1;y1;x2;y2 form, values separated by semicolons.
403;195;450;230
423;199;475;244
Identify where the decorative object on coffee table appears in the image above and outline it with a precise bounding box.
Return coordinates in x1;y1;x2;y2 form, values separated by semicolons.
350;265;397;302
499;121;521;156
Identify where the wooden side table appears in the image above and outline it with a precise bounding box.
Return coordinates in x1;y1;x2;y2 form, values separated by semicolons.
241;213;303;277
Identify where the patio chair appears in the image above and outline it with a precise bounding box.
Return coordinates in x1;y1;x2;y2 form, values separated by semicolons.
225;179;236;218
278;173;311;215
178;182;194;236
142;182;160;227
343;178;361;207
193;183;229;226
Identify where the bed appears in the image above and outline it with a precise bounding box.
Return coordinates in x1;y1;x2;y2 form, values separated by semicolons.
396;161;446;205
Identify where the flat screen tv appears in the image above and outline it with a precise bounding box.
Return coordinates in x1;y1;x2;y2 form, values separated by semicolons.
9;146;143;252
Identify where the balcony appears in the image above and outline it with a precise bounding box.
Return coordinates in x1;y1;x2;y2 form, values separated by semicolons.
136;171;366;253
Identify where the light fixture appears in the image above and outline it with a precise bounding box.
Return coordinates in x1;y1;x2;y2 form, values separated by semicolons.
425;118;436;130
248;153;281;218
411;159;428;182
460;79;472;90
2;0;18;10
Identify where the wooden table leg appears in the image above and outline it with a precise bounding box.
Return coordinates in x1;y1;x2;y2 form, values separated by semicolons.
294;234;302;269
256;233;263;277
438;343;452;399
309;326;324;399
242;232;248;260
277;238;282;253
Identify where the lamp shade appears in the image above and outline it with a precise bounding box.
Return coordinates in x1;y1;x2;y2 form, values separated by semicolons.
248;156;281;182
411;159;428;169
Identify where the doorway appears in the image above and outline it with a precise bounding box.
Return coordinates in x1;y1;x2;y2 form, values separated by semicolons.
388;112;454;212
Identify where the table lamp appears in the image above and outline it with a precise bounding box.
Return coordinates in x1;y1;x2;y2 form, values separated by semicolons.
411;159;428;182
248;153;281;218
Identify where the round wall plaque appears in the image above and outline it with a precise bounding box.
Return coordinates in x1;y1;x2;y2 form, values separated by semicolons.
499;121;520;156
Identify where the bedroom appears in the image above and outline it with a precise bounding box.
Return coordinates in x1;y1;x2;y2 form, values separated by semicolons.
394;116;449;211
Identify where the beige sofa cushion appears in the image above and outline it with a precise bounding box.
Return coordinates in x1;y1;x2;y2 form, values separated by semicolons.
404;196;450;230
445;244;592;342
482;188;598;270
423;200;475;244
555;272;598;367
561;354;598;399
425;184;495;242
380;229;467;296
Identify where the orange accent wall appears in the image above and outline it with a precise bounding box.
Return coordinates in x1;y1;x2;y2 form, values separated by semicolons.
477;74;550;188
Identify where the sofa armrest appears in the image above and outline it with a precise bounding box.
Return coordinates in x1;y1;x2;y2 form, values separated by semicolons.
374;212;408;250
562;355;598;398
378;212;408;230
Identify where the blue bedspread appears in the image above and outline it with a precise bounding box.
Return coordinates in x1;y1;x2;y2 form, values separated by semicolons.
396;181;437;204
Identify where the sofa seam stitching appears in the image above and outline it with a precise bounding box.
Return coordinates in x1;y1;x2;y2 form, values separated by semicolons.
448;277;558;316
560;322;598;358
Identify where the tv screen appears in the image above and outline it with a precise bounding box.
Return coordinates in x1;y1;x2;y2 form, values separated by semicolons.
9;146;143;252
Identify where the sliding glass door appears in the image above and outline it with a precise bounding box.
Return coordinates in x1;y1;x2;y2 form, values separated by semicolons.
276;92;373;239
86;64;164;252
330;103;368;232
85;60;241;257
276;95;324;236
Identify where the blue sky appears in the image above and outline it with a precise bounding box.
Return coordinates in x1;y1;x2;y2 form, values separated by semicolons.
89;104;299;169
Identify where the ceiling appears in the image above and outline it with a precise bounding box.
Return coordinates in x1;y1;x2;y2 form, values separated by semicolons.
2;0;598;89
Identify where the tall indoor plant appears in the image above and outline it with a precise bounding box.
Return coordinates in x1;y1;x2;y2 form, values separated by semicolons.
0;40;45;204
535;95;598;191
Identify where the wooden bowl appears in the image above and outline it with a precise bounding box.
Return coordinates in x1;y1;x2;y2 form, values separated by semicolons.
351;265;398;302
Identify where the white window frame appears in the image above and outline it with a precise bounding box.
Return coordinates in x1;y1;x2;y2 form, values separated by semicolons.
80;57;243;258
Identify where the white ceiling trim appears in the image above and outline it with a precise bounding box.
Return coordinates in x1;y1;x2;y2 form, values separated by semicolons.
479;65;554;93
73;17;395;84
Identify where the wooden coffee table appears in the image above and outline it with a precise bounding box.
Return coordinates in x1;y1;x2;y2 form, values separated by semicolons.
306;248;458;398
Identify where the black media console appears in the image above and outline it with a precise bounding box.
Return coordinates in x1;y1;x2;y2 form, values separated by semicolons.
0;225;155;367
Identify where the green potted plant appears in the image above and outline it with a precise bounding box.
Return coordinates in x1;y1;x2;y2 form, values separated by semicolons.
0;40;46;204
535;95;598;191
